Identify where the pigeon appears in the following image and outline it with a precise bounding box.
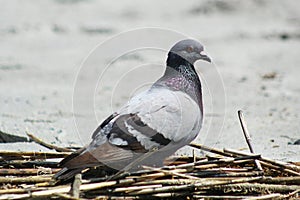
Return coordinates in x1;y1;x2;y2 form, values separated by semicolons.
54;39;211;181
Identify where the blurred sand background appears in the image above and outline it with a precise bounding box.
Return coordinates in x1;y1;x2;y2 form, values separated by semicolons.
0;0;299;161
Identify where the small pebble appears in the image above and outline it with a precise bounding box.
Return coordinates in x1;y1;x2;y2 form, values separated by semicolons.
262;72;277;80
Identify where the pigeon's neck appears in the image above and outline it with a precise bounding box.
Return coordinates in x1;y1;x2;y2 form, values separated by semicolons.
166;51;195;69
155;52;203;112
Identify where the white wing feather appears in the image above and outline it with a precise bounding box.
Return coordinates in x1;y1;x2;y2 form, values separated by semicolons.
119;87;202;143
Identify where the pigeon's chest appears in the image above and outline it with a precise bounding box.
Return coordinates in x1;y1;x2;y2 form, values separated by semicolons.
165;76;189;91
163;75;201;106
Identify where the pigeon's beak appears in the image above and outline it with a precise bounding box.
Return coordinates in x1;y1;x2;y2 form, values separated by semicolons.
199;51;212;63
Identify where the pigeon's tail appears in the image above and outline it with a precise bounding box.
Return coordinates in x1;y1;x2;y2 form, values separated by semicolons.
52;167;83;181
53;147;93;181
52;142;119;181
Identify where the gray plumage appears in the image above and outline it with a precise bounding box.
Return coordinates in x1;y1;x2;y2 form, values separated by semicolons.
54;39;211;181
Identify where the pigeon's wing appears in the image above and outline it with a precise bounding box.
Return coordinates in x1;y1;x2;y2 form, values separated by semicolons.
91;113;118;139
126;87;202;142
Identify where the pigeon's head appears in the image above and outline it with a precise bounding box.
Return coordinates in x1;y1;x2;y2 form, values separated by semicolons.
169;39;211;65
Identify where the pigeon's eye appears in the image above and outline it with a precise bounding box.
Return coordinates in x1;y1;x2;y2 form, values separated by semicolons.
186;46;194;53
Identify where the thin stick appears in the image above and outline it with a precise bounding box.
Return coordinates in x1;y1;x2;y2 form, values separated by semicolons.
212;183;300;193
224;148;300;175
192;171;263;178
237;110;263;171
0;187;44;195
259;176;300;185
113;184;162;193
152;192;189;198
199;167;250;172
0;168;60;175
0;160;60;168
26;131;74;152
189;143;233;157
142;166;199;180
0;175;52;183
71;174;82;198
0;151;70;158
192;149;196;163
